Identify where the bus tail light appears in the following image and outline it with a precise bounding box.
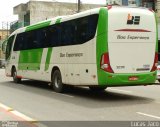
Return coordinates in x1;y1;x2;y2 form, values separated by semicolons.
148;8;154;13
151;52;158;72
100;53;114;73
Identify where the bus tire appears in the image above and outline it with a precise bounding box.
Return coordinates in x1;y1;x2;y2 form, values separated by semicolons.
158;79;160;83
52;70;64;93
12;68;21;83
89;86;107;92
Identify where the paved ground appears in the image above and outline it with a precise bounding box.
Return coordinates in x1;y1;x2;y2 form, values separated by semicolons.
0;68;160;127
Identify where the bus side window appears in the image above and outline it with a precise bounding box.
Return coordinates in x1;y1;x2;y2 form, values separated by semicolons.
26;31;36;49
14;33;26;51
61;22;73;46
77;17;88;43
42;28;50;48
35;29;46;48
74;14;98;45
49;25;61;47
6;35;15;60
88;14;98;39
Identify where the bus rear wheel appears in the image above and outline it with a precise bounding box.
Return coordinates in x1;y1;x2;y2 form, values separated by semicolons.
51;70;64;93
12;68;21;83
89;86;107;92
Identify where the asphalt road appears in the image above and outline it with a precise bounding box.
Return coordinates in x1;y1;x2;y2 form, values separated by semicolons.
0;68;160;126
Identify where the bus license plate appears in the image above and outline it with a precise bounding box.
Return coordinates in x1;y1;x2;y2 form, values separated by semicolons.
128;76;138;81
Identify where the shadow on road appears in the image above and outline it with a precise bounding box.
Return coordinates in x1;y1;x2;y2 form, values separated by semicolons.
1;80;155;108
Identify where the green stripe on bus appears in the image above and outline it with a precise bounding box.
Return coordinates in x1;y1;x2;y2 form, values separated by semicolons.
56;18;62;24
44;18;62;71
18;49;43;70
18;21;51;71
45;48;53;71
155;13;158;52
26;21;51;32
96;8;108;85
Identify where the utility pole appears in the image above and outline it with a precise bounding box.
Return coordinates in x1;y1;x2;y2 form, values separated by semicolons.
1;22;10;59
6;22;9;38
77;0;81;13
2;22;9;39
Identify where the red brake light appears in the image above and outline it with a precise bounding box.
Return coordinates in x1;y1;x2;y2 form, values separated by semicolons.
151;52;158;72
100;52;114;73
148;8;154;13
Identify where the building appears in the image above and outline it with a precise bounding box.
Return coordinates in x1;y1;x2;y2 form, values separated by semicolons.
156;0;160;20
12;0;160;31
12;0;102;31
0;29;9;59
107;0;122;5
106;0;155;8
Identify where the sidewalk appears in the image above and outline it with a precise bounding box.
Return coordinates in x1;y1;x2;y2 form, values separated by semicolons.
0;107;19;121
0;106;38;127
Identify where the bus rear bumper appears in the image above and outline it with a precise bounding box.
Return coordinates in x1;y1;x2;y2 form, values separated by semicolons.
98;71;157;86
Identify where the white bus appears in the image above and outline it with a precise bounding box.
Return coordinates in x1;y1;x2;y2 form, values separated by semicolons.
5;6;158;92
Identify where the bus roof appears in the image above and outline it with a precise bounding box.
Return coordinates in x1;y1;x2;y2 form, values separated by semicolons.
10;6;153;36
